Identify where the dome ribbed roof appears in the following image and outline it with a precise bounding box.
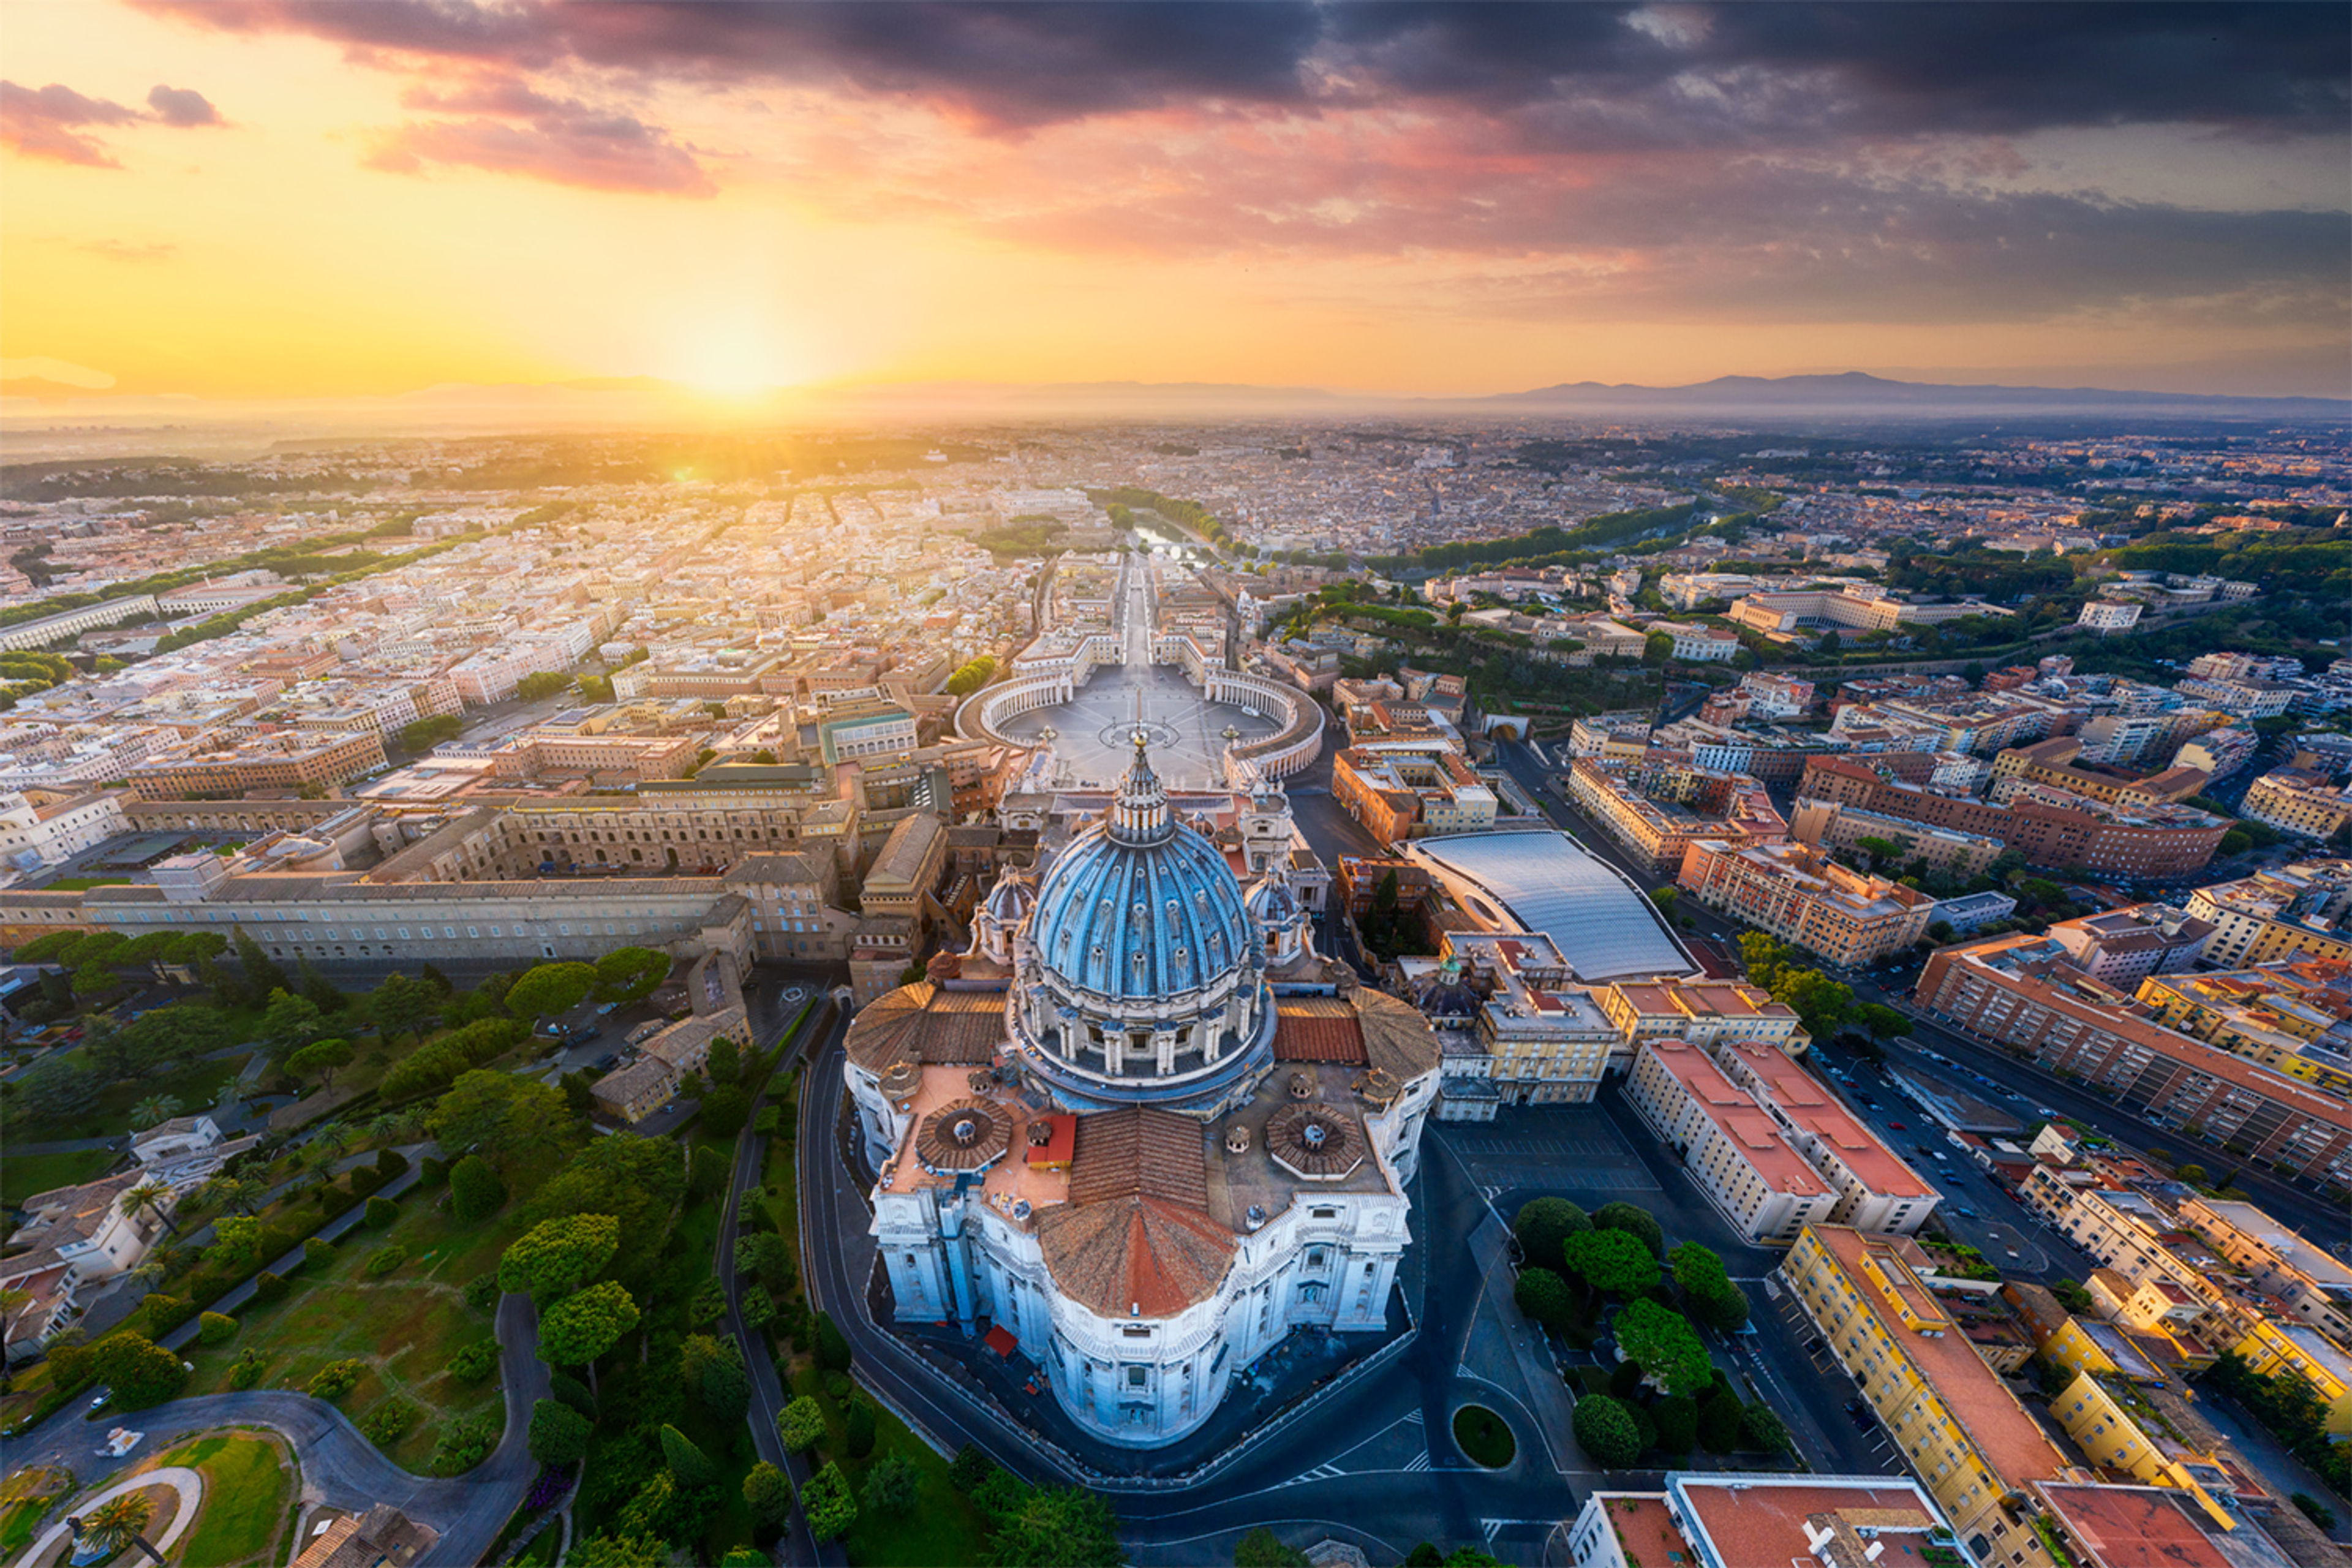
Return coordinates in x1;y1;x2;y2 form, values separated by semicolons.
1244;870;1299;924
1032;734;1253;1003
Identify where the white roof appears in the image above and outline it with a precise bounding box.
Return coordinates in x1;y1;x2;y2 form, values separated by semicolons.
1408;830;1699;983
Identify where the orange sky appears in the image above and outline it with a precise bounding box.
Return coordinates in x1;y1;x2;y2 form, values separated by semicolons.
4;1;2345;402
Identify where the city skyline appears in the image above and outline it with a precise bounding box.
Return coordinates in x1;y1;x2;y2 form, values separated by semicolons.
4;1;2347;408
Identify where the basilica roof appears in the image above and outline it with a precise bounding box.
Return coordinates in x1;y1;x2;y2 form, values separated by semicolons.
1029;735;1256;1004
843;981;1008;1074
1035;1194;1235;1319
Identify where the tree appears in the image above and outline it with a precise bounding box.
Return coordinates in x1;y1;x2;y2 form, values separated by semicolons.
87;1331;187;1409
528;1133;686;1283
816;1310;853;1371
1670;1242;1749;1332
1740;1401;1792;1453
449;1154;507;1223
370;972;441;1042
1616;1300;1714;1397
1698;1391;1745;1452
1857;1003;1911;1042
845;1396;876;1459
14;1059;97;1123
1511;1197;1589;1272
285;1037;355;1090
744;1461;794;1532
804;1462;857;1542
505;961;598;1022
1572;1393;1643;1467
699;1084;752;1140
73;1494;165;1566
233;927;292;1000
682;1332;750;1422
1564;1228;1662;1297
296;955;346;1013
198;1311;239;1345
1593;1202;1665;1259
500;1213;622;1305
210;1215;268;1274
1654;1396;1698;1454
1235;1529;1311;1567
1513;1267;1575;1333
198;1174;266;1216
594;946;670;1004
1643;631;1675;667
863;1453;921;1515
984;1485;1128;1567
539;1280;639;1365
706;1035;741;1087
658;1422;715;1486
128;1095;183;1130
529;1398;594;1465
777;1395;826;1453
258;988;328;1062
430;1071;571;1177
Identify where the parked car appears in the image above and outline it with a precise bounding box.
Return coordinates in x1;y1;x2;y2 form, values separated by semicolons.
593;1053;619;1071
1887;1120;1906;1131
2035;1106;2058;1118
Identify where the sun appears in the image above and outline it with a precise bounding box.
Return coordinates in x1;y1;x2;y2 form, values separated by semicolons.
666;320;801;398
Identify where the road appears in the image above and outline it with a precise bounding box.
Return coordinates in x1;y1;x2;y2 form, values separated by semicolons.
4;1292;546;1568
720;989;841;1568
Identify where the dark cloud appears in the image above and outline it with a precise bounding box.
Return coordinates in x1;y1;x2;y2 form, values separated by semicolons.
146;85;223;127
1;80;142;165
144;1;2349;137
367;75;713;195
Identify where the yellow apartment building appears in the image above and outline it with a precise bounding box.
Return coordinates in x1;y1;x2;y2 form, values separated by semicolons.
1782;1224;2070;1568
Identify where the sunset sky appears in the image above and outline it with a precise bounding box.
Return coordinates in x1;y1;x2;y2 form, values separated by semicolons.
3;1;2345;402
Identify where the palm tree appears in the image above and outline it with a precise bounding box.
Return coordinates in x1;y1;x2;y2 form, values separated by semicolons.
366;1112;405;1144
72;1494;167;1564
129;1094;183;1130
198;1174;265;1216
121;1180;179;1237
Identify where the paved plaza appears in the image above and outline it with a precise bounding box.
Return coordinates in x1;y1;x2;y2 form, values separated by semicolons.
996;662;1285;790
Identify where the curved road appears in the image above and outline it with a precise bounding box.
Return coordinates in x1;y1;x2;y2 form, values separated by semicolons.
4;1292;546;1568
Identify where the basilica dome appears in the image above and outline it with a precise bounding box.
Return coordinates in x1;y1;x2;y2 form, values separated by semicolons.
1031;740;1253;1004
1011;732;1276;1119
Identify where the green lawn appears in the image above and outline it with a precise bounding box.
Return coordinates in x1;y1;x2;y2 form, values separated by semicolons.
160;1431;293;1567
41;876;134;891
176;1198;519;1474
0;1146;118;1207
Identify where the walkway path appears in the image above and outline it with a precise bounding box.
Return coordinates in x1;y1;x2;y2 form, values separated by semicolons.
7;1260;545;1568
11;1465;203;1568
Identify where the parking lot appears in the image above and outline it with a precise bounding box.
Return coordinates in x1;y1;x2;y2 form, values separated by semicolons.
1442;1119;1664;1203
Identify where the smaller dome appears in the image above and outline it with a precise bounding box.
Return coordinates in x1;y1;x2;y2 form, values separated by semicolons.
1245;871;1300;925
1419;980;1480;1020
983;872;1035;924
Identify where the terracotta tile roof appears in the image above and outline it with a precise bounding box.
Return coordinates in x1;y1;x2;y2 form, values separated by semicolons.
2034;1483;2231;1568
1035;1194;1236;1318
1275;1000;1367;1063
1352;986;1442;1082
842;981;1007;1071
1068;1106;1208;1209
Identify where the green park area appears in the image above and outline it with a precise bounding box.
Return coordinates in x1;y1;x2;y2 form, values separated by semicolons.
157;1431;298;1567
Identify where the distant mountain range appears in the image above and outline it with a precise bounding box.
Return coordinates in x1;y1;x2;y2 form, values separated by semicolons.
1478;371;2344;417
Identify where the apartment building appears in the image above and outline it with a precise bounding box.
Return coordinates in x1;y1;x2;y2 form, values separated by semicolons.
1716;1041;1939;1234
124;727;386;799
2133;963;2352;1096
2043;906;2213;987
1987;739;2209;812
1781;1225;2070;1568
2177;1196;2352;1341
1332;744;1497;845
1564;755;1786;876
1681;839;1936;967
1916;935;2352;1188
1730;587;1998;639
1788;797;2005;881
2183;862;2352;968
2076;600;2144;633
1653;620;1741;662
1436;930;1619;1103
1627;1039;1838;1244
2047;1376;2237;1529
1800;758;2230;880
2240;769;2352;843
